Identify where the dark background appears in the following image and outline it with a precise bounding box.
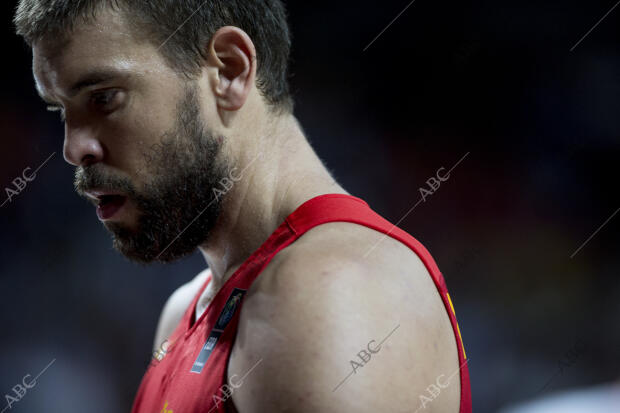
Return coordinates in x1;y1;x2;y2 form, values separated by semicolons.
1;0;619;411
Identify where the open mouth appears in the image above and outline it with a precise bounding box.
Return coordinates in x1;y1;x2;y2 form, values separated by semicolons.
95;194;127;221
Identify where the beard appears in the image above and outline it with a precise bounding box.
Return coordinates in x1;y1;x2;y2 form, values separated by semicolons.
74;86;229;264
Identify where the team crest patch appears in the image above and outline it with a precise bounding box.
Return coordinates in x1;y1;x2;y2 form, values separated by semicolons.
190;288;247;374
216;289;244;329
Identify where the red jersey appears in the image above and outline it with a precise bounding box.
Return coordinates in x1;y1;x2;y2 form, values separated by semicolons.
131;194;472;413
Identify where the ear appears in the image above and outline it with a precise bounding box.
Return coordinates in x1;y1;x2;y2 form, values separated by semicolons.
207;26;257;111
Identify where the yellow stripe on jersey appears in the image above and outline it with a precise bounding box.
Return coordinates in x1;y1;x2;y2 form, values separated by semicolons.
446;293;467;360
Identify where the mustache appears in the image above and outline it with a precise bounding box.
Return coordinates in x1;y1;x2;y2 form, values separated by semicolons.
74;165;137;197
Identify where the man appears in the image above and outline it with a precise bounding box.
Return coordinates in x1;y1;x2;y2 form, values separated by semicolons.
14;1;471;412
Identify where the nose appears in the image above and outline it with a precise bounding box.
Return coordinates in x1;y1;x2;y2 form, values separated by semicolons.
63;124;104;167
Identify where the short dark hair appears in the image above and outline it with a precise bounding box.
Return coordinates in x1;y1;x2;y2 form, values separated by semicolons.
14;0;293;113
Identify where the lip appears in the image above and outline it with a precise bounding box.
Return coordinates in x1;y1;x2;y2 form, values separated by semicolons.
83;189;128;221
84;189;125;202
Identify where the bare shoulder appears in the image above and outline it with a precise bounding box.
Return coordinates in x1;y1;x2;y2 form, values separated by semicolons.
229;223;461;413
152;268;211;351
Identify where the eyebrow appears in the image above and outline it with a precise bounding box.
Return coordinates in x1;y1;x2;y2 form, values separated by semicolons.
68;70;119;97
37;69;124;104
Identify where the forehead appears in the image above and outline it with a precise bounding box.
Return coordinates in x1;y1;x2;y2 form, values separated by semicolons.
32;8;167;98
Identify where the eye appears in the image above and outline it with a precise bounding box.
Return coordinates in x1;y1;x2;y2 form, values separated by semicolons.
46;105;66;122
89;89;123;113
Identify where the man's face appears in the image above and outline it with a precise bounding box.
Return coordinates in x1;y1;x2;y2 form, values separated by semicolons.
32;9;229;263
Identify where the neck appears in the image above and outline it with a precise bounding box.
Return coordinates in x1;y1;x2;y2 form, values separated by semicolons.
198;113;348;292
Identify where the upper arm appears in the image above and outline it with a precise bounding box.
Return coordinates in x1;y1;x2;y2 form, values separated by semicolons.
229;241;460;413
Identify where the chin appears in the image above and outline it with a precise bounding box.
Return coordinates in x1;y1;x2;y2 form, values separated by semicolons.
107;222;199;265
103;213;138;232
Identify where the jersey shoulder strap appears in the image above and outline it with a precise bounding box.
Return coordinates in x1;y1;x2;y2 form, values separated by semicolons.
286;194;447;290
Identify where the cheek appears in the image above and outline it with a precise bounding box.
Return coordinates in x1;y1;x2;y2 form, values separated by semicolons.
105;111;169;165
109;83;185;174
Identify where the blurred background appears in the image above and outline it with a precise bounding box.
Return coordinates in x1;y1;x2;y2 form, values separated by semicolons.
1;0;619;411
